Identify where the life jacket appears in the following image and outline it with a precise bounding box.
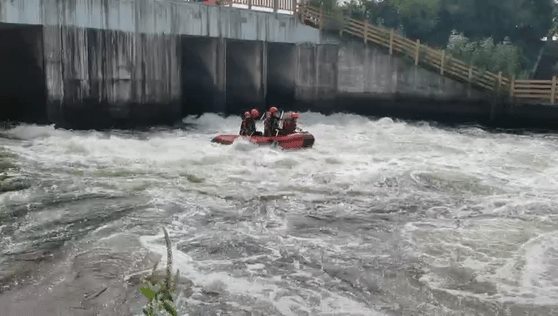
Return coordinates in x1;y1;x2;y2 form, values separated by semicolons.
239;119;247;135
246;118;256;135
281;118;297;135
264;114;280;137
240;118;256;135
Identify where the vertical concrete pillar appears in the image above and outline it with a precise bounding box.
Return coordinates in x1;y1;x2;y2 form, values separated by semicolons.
225;39;265;114
294;43;338;111
337;41;366;94
294;43;317;103
262;41;268;103
0;25;47;123
216;37;227;113
44;26;181;129
267;42;296;106
316;44;338;103
181;36;226;115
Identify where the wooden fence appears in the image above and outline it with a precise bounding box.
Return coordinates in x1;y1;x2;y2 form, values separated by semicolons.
220;0;298;12
297;5;558;105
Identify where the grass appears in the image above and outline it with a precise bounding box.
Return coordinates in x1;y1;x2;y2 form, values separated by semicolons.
139;227;180;316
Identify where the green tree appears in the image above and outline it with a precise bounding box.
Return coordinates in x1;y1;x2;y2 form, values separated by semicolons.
340;0;554;45
447;32;525;77
308;0;338;12
436;0;553;43
342;0;401;29
392;0;442;40
551;1;558;36
338;0;555;75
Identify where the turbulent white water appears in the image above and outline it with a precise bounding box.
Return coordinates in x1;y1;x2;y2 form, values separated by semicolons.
1;113;558;315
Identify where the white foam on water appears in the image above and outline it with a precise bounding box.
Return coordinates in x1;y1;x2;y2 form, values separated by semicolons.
139;233;382;315
3;113;558;313
5;113;558;197
3;124;61;140
406;215;558;305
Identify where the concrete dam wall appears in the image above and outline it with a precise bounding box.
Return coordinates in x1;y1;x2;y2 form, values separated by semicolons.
43;25;182;128
0;0;320;128
1;0;557;129
1;25;492;128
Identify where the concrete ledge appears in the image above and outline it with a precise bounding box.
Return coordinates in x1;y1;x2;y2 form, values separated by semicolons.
0;0;320;43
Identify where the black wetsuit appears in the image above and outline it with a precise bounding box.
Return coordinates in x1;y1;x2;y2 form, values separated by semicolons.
280;118;297;135
264;115;280;137
240;118;257;136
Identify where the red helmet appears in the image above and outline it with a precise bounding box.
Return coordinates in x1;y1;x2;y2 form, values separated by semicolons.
244;111;250;118
269;106;278;114
291;112;299;119
250;108;260;118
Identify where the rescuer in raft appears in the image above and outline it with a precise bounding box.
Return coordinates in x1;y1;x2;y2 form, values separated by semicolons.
264;106;282;136
239;109;261;136
279;112;299;135
239;111;255;136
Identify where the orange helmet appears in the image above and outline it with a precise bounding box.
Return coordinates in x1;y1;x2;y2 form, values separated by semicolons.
269;106;278;114
244;111;250;118
250;108;260;118
291;112;299;119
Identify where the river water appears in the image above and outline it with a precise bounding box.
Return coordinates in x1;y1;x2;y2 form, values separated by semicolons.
1;113;558;316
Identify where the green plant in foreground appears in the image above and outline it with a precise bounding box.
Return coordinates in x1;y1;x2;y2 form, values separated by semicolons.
140;228;180;316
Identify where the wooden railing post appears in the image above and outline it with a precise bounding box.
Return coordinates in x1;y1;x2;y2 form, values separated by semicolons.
552;76;557;105
292;0;296;14
389;29;394;55
468;66;473;82
497;71;502;93
248;0;252;10
414;39;420;65
318;6;323;31
363;20;368;44
510;76;515;102
273;0;278;13
440;50;445;75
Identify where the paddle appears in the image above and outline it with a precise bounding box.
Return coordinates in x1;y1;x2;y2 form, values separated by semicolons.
271;111;284;148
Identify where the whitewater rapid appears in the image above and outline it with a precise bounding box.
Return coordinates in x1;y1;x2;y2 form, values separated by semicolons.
1;113;558;315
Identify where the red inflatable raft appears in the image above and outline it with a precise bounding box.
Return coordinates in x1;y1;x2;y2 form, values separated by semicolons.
212;132;315;149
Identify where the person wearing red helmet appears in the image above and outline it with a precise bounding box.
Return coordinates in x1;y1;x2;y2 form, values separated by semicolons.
239;111;257;136
250;108;263;136
280;111;299;135
264;106;282;137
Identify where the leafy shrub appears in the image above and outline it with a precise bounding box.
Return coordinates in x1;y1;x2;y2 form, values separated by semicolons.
140;228;179;316
446;31;526;78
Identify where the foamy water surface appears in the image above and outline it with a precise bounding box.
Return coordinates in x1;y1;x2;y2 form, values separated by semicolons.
1;113;558;315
